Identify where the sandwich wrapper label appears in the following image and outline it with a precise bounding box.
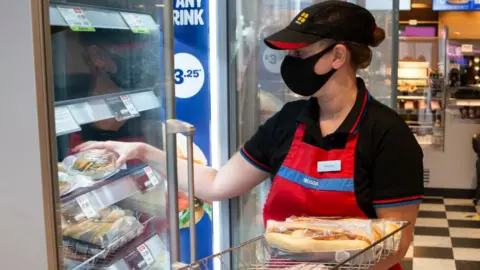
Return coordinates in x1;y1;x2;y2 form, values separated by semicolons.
335;250;351;263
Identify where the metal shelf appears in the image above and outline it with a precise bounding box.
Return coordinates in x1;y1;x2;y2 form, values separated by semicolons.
49;3;158;31
397;109;438;115
60;164;163;220
55;90;161;136
450;98;480;107
398;77;429;80
398;95;442;100
68;231;169;270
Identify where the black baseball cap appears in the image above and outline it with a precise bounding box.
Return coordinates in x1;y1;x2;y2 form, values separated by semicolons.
265;1;379;50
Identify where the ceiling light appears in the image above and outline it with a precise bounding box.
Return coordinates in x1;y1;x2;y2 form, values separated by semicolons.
408;20;418;26
475;76;479;80
475;57;479;63
155;4;164;7
455;32;461;35
475;66;479;71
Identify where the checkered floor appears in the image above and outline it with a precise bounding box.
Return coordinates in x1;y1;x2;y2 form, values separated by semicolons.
400;197;480;270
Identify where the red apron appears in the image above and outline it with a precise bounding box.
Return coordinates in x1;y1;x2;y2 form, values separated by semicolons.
263;92;402;270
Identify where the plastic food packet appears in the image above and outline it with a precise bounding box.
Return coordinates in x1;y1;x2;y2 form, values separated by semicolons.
58;172;75;196
373;220;403;252
63;149;120;181
266;219;374;252
58;170;94;197
62;206;142;248
265;218;380;264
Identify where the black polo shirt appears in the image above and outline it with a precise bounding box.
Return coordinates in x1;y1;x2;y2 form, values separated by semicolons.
240;78;424;218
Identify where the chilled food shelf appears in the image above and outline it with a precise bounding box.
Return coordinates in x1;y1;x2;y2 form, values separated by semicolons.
60;164;164;223
98;233;168;270
66;230;168;270
397;95;442;100
55;90;161;136
397;109;437;115
449;99;480;107
49;3;158;31
63;213;156;269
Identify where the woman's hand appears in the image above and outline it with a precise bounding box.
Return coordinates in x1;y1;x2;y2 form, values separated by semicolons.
73;141;146;168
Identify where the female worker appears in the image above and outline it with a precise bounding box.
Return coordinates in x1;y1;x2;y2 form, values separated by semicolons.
74;2;423;269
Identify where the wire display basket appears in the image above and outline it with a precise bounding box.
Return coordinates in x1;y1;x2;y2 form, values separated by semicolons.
174;221;409;270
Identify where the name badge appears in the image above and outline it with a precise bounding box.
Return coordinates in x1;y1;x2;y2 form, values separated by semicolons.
317;160;341;172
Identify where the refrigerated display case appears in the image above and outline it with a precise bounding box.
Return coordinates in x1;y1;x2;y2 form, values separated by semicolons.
49;1;173;269
4;0;225;268
397;31;448;150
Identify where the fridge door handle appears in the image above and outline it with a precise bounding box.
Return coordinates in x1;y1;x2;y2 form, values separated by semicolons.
166;119;197;265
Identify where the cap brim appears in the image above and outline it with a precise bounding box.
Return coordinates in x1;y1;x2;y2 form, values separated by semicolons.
264;27;322;50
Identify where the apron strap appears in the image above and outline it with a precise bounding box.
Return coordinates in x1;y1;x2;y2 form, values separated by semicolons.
293;123;307;143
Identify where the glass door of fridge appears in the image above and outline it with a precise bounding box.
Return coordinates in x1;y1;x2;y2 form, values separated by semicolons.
45;1;182;269
228;0;399;246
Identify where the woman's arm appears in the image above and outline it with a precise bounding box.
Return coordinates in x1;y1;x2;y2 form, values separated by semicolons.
369;204;418;270
139;143;269;201
73;141;269;201
367;118;424;269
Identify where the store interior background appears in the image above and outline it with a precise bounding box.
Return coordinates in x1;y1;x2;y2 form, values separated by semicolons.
398;1;480;193
234;0;480;245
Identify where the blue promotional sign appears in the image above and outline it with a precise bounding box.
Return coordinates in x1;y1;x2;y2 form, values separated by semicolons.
156;0;213;267
173;0;213;268
173;0;211;166
433;0;480;11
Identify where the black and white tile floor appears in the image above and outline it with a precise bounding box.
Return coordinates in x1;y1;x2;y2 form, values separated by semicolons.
400;197;480;270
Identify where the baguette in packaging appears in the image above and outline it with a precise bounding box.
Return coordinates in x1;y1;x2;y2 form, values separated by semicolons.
265;219;374;253
265;218;383;264
62;206;142;248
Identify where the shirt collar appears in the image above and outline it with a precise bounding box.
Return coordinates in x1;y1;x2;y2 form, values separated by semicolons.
297;77;370;135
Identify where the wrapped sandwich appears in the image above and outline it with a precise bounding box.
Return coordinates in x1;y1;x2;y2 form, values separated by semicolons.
69;149;119;181
58;172;74;196
62;206;142;248
265;219;374;252
373;221;400;240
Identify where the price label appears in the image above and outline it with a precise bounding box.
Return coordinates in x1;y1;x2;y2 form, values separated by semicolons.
121;12;149;34
55;106;81;136
137;244;155;266
57;7;95;32
174;53;205;98
144;166;160;187
105;95;140;121
461;44;473;53
76;195;96;218
262;48;285;74
120;95;139;115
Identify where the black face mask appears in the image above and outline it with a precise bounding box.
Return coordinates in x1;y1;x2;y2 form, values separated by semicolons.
280;43;338;97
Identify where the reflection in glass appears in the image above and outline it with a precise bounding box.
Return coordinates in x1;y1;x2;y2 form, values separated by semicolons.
229;0;395;245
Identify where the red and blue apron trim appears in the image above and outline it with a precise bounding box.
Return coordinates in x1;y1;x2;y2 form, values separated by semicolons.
276;166;354;192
